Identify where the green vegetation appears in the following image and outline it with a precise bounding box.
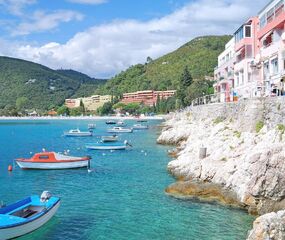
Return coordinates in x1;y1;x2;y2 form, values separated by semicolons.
0;57;104;112
0;35;231;116
97;35;231;98
234;131;241;138
213;117;224;125
277;124;285;134
256;121;265;133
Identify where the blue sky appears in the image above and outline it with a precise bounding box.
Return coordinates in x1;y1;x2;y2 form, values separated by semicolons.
0;0;269;77
0;0;191;43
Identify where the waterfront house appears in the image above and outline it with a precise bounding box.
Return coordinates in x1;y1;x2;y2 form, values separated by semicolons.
214;0;285;101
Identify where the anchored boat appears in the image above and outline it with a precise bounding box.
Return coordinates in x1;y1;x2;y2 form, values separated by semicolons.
101;135;118;142
16;152;91;170
86;140;131;150
105;120;116;125
133;124;149;130
88;124;96;130
0;191;60;240
107;127;133;133
64;129;92;137
116;121;126;126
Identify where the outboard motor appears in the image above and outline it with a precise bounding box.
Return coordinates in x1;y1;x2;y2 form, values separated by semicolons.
40;191;52;202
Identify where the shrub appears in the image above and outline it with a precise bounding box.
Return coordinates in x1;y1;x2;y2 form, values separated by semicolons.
213;117;224;124
255;121;264;133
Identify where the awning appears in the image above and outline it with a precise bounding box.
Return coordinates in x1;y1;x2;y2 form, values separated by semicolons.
261;30;273;41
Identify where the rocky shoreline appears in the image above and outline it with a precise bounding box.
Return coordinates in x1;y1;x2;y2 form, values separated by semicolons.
158;99;285;239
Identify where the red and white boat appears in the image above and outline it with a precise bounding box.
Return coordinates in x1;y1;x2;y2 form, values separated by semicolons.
16;152;91;170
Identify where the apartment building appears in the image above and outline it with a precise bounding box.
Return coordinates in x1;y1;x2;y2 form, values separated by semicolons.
214;37;235;102
65;95;112;111
258;0;285;96
121;90;176;106
214;0;285;100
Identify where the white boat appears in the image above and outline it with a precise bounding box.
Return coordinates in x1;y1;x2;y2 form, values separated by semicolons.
88;124;96;129
64;129;92;137
101;135;118;142
107;127;133;133
117;121;126;126
86;140;131;150
0;191;60;240
133;124;149;130
16;152;91;170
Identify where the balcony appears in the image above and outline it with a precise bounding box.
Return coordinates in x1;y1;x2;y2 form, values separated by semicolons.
260;40;280;58
235;38;253;52
258;10;285;39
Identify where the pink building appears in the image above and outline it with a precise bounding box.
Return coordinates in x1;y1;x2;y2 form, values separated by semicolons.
215;0;285;100
233;17;260;99
257;0;285;96
121;90;176;106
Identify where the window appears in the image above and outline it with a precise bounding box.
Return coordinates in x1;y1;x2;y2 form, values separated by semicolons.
245;26;251;37
275;0;284;17
235;27;244;43
267;7;275;23
260;15;266;28
39;155;49;159
271;58;279;74
264;61;270;79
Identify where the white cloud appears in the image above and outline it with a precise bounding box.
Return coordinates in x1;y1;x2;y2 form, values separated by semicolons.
67;0;107;4
0;0;36;16
0;0;269;78
11;10;84;36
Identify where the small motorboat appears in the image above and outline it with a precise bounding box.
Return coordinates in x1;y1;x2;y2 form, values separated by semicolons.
0;191;60;240
116;121;126;126
107;127;133;133
88;124;96;129
86;140;131;150
133;124;149;130
106;120;116;125
101;135;118;142
64;129;92;137
16;152;91;170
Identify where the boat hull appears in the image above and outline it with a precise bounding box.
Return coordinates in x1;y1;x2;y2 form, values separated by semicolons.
86;145;126;150
0;201;60;240
64;133;92;137
107;130;133;133
16;160;89;170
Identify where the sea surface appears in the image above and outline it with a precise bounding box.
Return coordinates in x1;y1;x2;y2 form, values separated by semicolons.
0;119;254;240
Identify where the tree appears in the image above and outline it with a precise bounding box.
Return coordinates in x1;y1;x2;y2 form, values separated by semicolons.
181;66;193;87
97;102;113;116
16;97;28;111
80;99;85;114
146;56;153;64
177;66;193;107
57;105;70;116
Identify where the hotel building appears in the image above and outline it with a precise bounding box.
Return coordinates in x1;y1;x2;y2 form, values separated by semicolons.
214;0;285;100
121;90;176;106
65;95;112;111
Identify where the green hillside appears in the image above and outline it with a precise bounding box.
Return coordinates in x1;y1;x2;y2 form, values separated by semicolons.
56;69;107;98
97;35;232;95
0;57;103;110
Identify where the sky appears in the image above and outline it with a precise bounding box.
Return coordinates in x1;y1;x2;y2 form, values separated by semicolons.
0;0;269;78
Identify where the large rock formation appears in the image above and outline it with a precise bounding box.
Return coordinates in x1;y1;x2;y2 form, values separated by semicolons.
158;98;285;239
247;211;285;240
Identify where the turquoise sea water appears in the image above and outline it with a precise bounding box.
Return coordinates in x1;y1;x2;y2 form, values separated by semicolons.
0;119;254;240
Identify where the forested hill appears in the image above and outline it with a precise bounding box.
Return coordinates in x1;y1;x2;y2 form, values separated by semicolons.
97;35;232;95
0;57;104;110
56;69;107;98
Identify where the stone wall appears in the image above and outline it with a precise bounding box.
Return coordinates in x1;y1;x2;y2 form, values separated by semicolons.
188;97;285;132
